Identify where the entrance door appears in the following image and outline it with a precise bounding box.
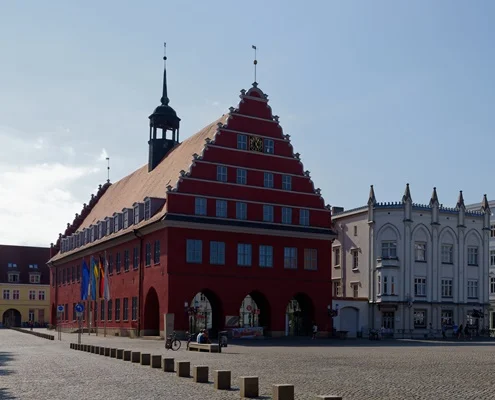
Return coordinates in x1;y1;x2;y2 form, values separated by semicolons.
382;312;394;336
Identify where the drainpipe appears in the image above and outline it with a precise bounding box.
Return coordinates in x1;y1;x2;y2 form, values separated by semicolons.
133;229;144;337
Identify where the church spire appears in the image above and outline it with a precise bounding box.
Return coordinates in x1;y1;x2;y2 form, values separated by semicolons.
368;185;376;205
429;187;439;206
402;183;412;203
482;194;490;212
456;190;465;209
161;43;169;106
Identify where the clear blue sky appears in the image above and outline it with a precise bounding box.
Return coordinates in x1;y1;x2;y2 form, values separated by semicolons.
0;1;494;245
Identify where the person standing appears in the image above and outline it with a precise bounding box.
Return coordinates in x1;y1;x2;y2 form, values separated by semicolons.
312;322;318;339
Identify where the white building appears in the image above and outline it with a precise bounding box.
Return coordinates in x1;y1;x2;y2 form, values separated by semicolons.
331;184;490;338
466;199;495;330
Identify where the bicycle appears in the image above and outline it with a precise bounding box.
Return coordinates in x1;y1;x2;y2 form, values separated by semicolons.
165;331;181;351
186;331;196;350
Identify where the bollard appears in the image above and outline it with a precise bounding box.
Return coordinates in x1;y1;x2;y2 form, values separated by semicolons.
193;365;209;383
175;361;190;377
76;344;81;350
140;353;151;366
123;350;131;361
116;349;124;359
273;384;295;400
99;347;105;356
240;376;259;398
163;358;174;372
94;346;100;354
110;348;117;358
104;347;110;357
151;355;161;368
315;397;342;400
214;370;231;390
70;343;74;349
91;345;96;354
83;344;88;352
131;351;141;363
86;345;91;353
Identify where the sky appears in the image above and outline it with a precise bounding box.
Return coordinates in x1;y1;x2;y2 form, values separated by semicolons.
0;1;494;246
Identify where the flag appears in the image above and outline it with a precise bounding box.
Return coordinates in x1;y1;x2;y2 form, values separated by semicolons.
80;259;90;301
103;253;110;301
252;45;256;50
99;255;105;298
90;256;99;300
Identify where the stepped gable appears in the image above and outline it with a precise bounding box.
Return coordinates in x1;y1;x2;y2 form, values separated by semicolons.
50;115;227;261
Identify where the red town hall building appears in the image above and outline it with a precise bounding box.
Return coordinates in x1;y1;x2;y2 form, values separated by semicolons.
48;56;336;338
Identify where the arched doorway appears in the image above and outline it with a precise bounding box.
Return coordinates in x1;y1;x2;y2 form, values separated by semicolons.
143;287;160;336
189;290;222;338
339;307;359;338
285;293;314;336
3;309;21;327
238;291;271;336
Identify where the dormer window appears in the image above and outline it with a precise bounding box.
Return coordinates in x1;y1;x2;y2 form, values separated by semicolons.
84;230;89;245
29;264;38;269
106;218;113;236
134;205;140;224
90;226;95;242
114;213;122;231
8;272;19;283
98;221;105;238
29;273;40;284
75;234;80;248
144;199;151;220
123;209;131;229
8;263;17;268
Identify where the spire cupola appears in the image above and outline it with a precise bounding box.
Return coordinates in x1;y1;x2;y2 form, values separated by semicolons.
429;187;439;207
148;43;181;172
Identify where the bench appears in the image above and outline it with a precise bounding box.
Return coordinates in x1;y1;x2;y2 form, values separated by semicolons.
188;343;220;353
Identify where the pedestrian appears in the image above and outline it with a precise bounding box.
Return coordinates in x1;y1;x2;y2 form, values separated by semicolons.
464;324;470;340
441;321;447;339
452;321;458;338
458;323;463;340
312;322;318;339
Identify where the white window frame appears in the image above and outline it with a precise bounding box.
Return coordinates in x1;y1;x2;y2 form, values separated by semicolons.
29;273;40;284
334;247;341;267
377;274;382;295
351;249;359;270
264;138;274;154
414;277;427;297
236;168;247;185
38;291;45;301
383;275;388;294
236;202;247;220
333;280;342;297
195;197;207;216
304;249;317;270
441;310;453;326
186;239;202;264
12;290;19;300
8;272;19;283
491;224;495;238
468;246;479;266
415;242;426;262
237;244;252;266
259;245;273;267
381;241;397;259
299;209;310;226
413;309;427;328
391;276;396;295
29;290;36;301
215;200;227;218
144;200;151;220
441;244;453;264
467;280;479;298
284;247;297;269
237;134;247;150
491;277;495;295
491;250;495;267
216;165;227;182
282;207;292;224
3;289;9;300
441;278;453;298
133;205;140;225
263;172;273;188
263;205;274;222
282;175;292;190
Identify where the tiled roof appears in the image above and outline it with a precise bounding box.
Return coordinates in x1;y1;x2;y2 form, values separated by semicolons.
50;114;227;262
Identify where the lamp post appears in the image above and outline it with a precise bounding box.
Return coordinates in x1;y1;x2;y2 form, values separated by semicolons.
328;304;339;337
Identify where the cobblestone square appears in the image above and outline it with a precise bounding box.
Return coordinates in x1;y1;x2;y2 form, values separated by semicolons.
1;329;495;399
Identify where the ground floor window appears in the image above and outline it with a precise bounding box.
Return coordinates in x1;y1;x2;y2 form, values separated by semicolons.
28;309;35;322
414;309;427;328
441;310;453;326
382;312;394;330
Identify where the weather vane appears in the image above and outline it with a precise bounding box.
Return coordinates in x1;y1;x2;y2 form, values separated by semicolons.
106;157;110;183
252;45;257;83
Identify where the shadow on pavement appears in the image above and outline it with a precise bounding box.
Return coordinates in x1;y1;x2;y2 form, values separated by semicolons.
0;352;16;399
0;388;17;400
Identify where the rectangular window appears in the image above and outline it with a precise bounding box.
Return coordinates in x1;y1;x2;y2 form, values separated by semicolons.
352;284;359;298
263;205;274;222
145;242;152;266
210;241;225;265
263;172;274;188
414;277;427;297
13;290;19;300
131;297;138;321
236;202;247;220
144;200;151;220
491;277;495;295
299;209;310;226
284;247;297;269
216;199;227;218
29;290;36;300
377;274;382;295
107;300;112;321
106;220;112;236
7;262;17;268
468;246;479;266
351;249;359;270
415;242;426;261
259;245;273;268
154;240;161;264
304;249;317;270
334;247;341;266
108;255;113;275
30;274;40;284
237;134;247;150
383;276;388;294
491;224;495;238
264;139;274;154
195;197;207;216
124;250;130;272
8;273;19;283
114;215;119;232
3;290;9;300
123;211;129;228
133;247;139;270
353;226;358;236
441;279;453;297
413;310;427;328
333;280;342;297
391;276;396;295
491;250;495;267
381;241;397;259
29;309;35;322
468;280;479;298
115;299;121;321
38;291;45;301
186;239;202;263
237;244;252;266
236;168;247;185
441;310;453;326
116;252;121;273
282;175;292;190
441;244;453;264
123;298;129;321
282;207;292;224
217;165;227;182
101;300;105;321
134;206;140;225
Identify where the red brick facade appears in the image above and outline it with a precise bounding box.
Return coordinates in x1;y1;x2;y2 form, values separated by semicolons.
49;81;336;338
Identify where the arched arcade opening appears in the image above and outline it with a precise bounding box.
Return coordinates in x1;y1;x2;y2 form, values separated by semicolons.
143;287;160;336
285;293;315;336
187;290;222;338
3;309;21;327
